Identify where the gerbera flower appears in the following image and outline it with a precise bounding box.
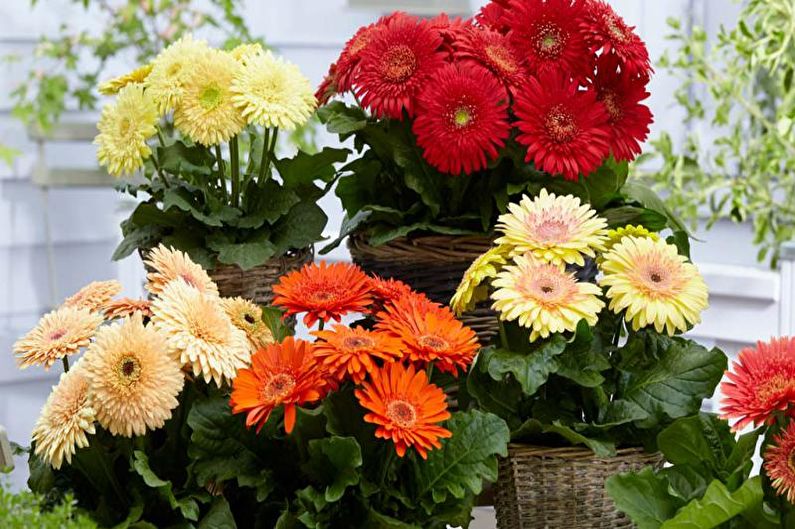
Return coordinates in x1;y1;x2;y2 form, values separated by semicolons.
174;48;245;146
491;255;605;342
428;13;470;58
451;245;511;315
495;190;608;266
355;362;451;459
229;42;264;64
514;71;612;180
455;26;527;91
144;244;219;297
104;298;153;320
99;63;153;96
593;53;653;162
475;1;510;34
221;297;274;352
14;307;103;369
230;337;325;433
335;20;381;93
720;337;795;430
272;261;373;327
581;0;651;77
316;62;338;106
312;325;404;384
146;34;210;113
63;280;122;312
231;50;316;130
600;237;708;335
413;63;510;175
377;293;478;375
32;364;96;469
600;224;659;260
764;421;795;503
368;276;416;307
95;84;158;176
354;13;446;118
150;281;250;386
505;0;592;79
82;313;184;437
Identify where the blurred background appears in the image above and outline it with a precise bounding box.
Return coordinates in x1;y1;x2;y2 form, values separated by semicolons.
0;0;787;488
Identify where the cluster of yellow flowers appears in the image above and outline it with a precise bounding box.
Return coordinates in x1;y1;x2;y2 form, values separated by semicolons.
13;245;272;469
452;189;709;341
94;36;316;176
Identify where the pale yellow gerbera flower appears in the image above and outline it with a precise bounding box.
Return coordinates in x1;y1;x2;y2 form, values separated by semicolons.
63;280;122;312
146;34;209;113
174;48;245;146
598;225;659;263
491;255;605;342
496;189;608;266
99;63;153;96
14;307;103;369
81;313;184;437
95;84;158;176
600;236;708;335
230;50;316;130
229;42;264;64
103;298;153;320
150;281;250;386
144;244;219;297
450;245;512;316
221;297;274;352
32;364;96;469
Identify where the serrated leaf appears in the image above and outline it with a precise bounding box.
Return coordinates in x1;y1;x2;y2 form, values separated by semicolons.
607;467;683;529
661;478;764;529
131;451;200;521
317;101;368;135
207;234;276;270
197;497;236;529
271;201;328;254
305;436;362;502
482;337;567;396
276;147;349;187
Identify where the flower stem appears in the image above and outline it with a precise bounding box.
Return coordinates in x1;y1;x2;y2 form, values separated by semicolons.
214;144;228;200
259;128;279;184
61;356;70;373
258;128;270;183
230;136;240;208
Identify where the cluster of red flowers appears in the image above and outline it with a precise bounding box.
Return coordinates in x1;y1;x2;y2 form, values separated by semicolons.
317;0;653;181
230;262;478;459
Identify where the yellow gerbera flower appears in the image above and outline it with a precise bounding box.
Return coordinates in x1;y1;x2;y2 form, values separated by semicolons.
600;236;708;335
229;42;264;64
146;34;209;113
230;50;316;130
491;255;605;342
95;84;158;176
450;245;512;315
174;48;245;146
98;63;153;96
221;296;274;352
599;225;659;263
496;189;608;266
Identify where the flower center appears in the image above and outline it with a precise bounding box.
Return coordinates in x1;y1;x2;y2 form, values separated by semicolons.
449;104;476;129
167;63;182;76
387;399;418;428
244;313;257;325
484;44;517;74
48;329;67;341
199;84;223;110
350;29;373;56
545;105;578;143
310;288;338;304
343;336;375;350
381;44;417;83
262;372;296;402
604;14;629;42
757;375;795;402
117;356;141;384
419;334;449;352
600;90;622;122
118;117;133;137
630;257;686;299
533;215;571;244
534;23;565;59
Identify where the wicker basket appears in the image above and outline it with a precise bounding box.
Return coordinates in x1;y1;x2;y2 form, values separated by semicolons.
348;233;497;344
495;445;664;529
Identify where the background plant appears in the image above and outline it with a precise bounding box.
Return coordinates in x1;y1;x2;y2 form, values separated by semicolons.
0;479;96;529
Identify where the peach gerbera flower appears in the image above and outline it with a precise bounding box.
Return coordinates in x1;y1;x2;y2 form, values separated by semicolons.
355;362;451;459
272;261;373;327
63;280;122;312
312;325;404;384
221;297;274;352
764;421;795;503
104;298;153;320
230;337;325;433
144;244;219;297
14;306;104;369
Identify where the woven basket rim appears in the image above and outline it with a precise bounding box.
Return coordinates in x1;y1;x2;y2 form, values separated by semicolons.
506;443;657;461
349;232;495;263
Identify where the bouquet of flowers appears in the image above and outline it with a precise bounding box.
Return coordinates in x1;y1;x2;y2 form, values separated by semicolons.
317;0;656;252
95;37;347;271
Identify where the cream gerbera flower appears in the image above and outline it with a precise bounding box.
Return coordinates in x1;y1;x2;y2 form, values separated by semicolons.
32;364;96;469
82;313;184;437
151;281;250;386
230;50;316;130
146;34;209;113
221;297;274;352
174;48;245;146
496;189;609;266
229;42;264;64
99;63;153;96
104;298;153;320
600;225;659;261
450;245;512;316
600;236;708;335
14;307;103;369
144;244;219;297
491;255;605;342
63;280;122;312
95;84;158;176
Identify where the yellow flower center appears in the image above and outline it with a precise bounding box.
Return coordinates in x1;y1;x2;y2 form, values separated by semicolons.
343;336;375;350
484;44;517;74
387;399;418;428
382;44;417;83
545;105;578;143
118;117;133;137
117;356;141;385
534;23;565;58
199;84;223;110
604;14;629;43
757;375;795;403
449;104;476;129
419;334;449;352
262;373;296;402
167;62;183;76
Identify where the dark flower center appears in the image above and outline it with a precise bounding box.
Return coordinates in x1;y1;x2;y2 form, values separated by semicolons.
118;356;141;384
244;313;257;325
263;373;296;402
343;336;375;350
382;45;417;83
419;334;449;351
545;105;578;143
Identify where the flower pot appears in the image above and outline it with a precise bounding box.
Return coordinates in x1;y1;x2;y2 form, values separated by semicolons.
495;445;664;529
348;233;498;344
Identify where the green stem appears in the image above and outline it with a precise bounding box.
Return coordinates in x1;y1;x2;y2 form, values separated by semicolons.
230;136;240;207
263;128;279;183
214;144;228;200
257;128;271;183
317;319;325;331
498;320;509;350
157;129;167;148
380;447;397;486
61;356;70;373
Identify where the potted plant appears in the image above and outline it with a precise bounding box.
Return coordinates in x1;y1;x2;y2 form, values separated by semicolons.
95;37;346;304
315;0;654;343
454;190;726;528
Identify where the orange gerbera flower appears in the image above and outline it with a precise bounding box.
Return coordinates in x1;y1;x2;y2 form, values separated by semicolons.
230;337;325;433
720;337;795;430
369;275;414;306
355;362;451;459
764;421;795;503
272;261;373;327
104;298;153;320
312;325;404;384
376;293;478;375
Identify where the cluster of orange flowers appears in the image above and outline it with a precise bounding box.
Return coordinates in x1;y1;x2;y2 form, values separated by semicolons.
230;261;479;459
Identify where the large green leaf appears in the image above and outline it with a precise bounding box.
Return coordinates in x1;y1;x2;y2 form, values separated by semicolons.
317;101;368;136
157;141;214;177
582;158;629;209
622;181;692;236
512;419;616;457
207;231;277;270
131;451;199;521
319;210;372;255
607;467;684;529
661;478;764;529
482;337;567;396
304;436;362;502
271;201;328;254
197;497;236;529
276;147;349;187
555;321;610;388
237;180;300;228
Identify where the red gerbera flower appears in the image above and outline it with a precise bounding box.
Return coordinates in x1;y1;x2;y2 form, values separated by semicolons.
335;20;382;93
428;13;471;59
514;71;611;180
504;0;593;79
764;422;795;503
413;63;510;175
456;26;528;92
354;13;446;119
720;337;795;431
593;53;653;162
581;0;651;77
475;1;511;34
316;62;338;105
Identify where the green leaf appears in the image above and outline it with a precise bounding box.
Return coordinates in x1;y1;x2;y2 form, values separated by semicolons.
657;413;736;479
162;187;227;227
271;201;328;254
319;210;372;255
482;337;567;396
207;231;277;270
555;321;610;387
197;497;236;529
366;511;422;529
582;158;628;209
660;477;764;529
465;357;524;429
602;206;668;231
317;101;368;135
157;141;214;177
305;436;362;502
276;147;349;187
622;181;692;236
513;419;616;457
607;467;683;529
131;451;199;521
236;180;300;228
